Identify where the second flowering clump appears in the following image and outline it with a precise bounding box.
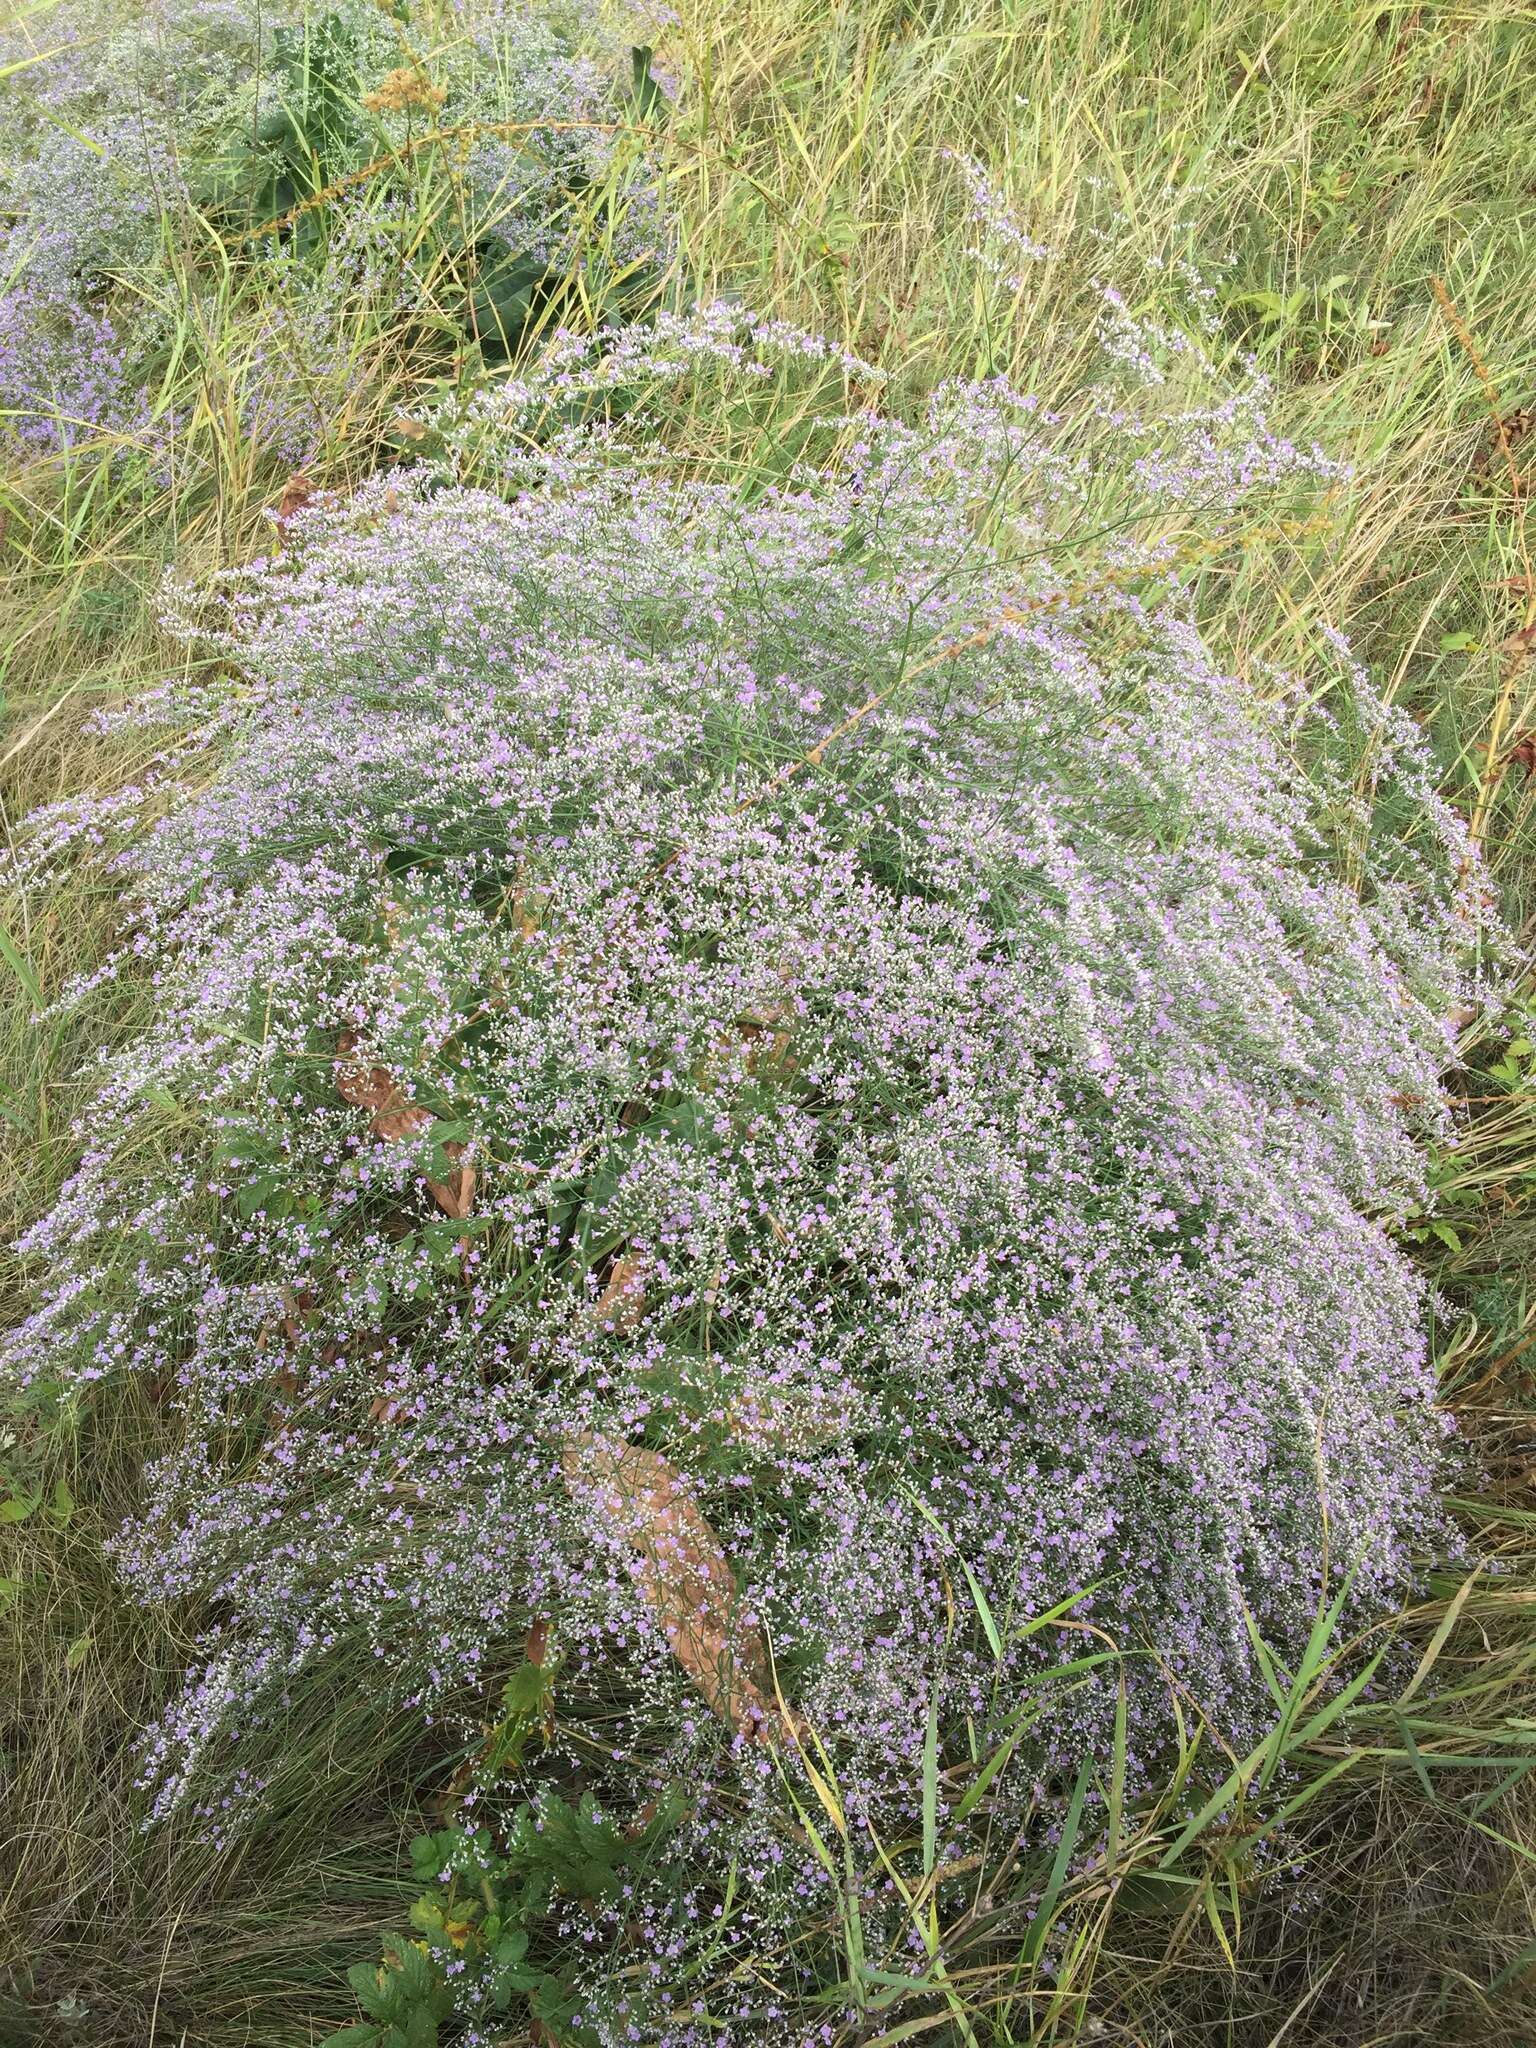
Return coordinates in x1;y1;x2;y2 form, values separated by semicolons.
0;0;660;461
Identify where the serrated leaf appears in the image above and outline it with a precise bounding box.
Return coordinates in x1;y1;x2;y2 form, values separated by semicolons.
407;1896;445;1937
345;1962;395;2023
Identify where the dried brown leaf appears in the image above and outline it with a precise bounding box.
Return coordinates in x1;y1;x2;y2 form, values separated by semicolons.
561;1434;796;1742
336;1034;475;1222
256;1285;316;1397
585;1251;649;1333
507;880;544;937
275;472;314;529
426;1140;475;1221
336;1032;433;1139
1499;624;1536;678
694;966;801;1090
721;1389;847;1453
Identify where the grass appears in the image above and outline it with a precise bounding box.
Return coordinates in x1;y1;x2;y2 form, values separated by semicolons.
4;0;1536;2041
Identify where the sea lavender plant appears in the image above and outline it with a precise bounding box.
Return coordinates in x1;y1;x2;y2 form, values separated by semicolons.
0;0;659;457
4;293;1498;2037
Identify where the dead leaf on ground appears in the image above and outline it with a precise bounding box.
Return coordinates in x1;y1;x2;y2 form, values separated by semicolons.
561;1433;798;1743
427;1140;475;1220
721;1388;848;1453
336;1032;434;1140
695;1002;798;1090
275;472;314;530
733;1002;797;1077
256;1285;317;1395
318;1330;407;1426
1499;623;1536;677
336;1032;475;1226
583;1251;649;1333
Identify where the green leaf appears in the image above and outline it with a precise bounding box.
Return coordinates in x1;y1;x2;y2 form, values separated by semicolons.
921;1688;939;1875
1488;1932;1536;1995
1015;1582;1100;1642
1393;1710;1436;1801
0;918;41;1007
407;1896;446;1938
346;1963;396;2023
532;1972;604;2047
860;1966;944;1995
1018;1757;1092;1965
237;1170;294;1221
1105;1673;1127;1869
902;1491;1005;1654
630;45;667;119
1255;1565;1359;1795
0;40;75;85
390;1939;438;2000
955;1725;1023;1823
402;2003;439;2048
493;1929;529;1967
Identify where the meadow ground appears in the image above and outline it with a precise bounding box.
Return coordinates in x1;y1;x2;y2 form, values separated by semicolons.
3;2;1536;2043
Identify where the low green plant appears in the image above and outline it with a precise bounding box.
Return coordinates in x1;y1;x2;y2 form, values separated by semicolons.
327;1794;687;2048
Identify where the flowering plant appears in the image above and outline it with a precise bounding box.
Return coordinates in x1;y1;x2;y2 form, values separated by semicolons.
0;0;661;459
5;292;1495;2038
